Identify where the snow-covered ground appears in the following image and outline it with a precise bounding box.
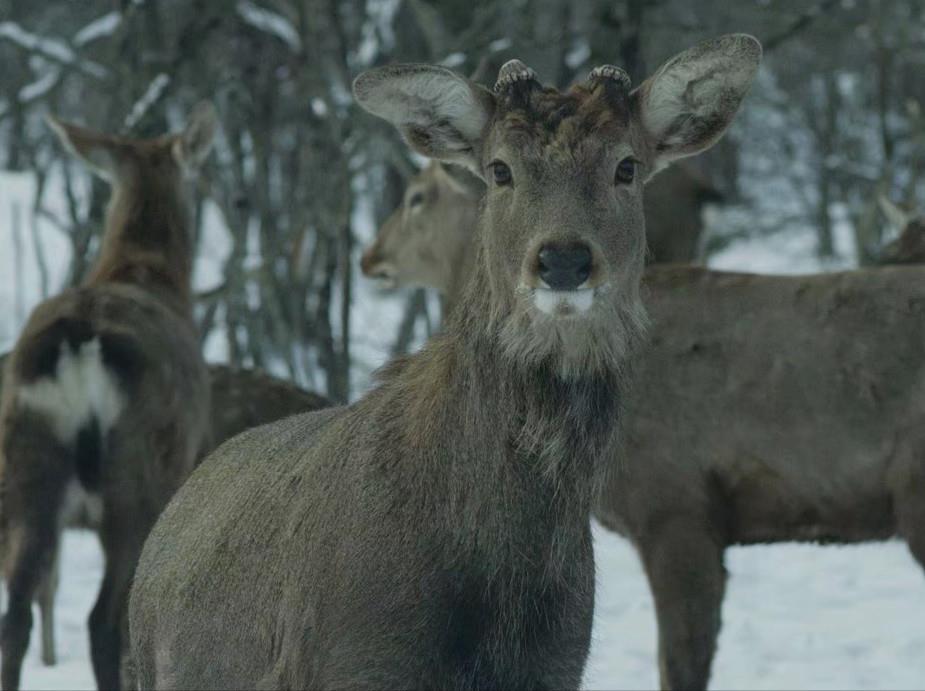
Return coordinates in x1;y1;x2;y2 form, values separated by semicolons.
12;527;925;690
2;168;924;690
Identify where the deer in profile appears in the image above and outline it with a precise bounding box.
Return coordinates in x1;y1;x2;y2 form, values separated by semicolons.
0;104;216;690
128;36;759;690
361;161;483;315
597;255;925;689
360;161;721;307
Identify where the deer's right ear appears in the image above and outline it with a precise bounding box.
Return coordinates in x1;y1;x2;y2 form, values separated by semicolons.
353;65;495;177
173;101;218;170
45;116;118;182
633;34;761;172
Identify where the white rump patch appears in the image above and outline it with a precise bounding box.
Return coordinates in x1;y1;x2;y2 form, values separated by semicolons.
534;288;595;316
18;338;125;443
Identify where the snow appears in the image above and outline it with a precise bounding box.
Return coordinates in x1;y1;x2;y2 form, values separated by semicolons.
192;199;232;294
12;533;102;691
123;73;170;131
0;22;107;79
10;526;925;690
236;1;301;52
18;69;60;103
0;170;72;349
73;12;121;47
441;52;467;68
707;209;858;275
566;41;591;70
356;0;401;67
489;37;513;53
584;527;925;690
3;151;925;690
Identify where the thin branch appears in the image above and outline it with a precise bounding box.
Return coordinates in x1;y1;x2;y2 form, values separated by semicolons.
0;21;108;80
762;0;842;52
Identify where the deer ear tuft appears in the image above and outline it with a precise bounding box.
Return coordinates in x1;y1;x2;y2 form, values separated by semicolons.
46;115;118;182
635;34;761;170
354;64;494;178
173;101;218;170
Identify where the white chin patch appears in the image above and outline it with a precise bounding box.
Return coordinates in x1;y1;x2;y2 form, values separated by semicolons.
534;288;595;316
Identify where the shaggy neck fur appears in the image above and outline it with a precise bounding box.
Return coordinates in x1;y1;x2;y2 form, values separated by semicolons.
374;231;642;582
84;172;193;311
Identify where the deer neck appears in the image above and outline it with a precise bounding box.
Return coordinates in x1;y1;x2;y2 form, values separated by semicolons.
83;177;194;312
386;258;625;536
440;250;473;318
439;205;480;319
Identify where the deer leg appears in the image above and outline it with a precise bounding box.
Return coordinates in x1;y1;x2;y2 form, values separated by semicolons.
1;519;60;691
638;517;726;691
89;548;137;691
90;512;151;691
895;474;925;577
37;540;61;666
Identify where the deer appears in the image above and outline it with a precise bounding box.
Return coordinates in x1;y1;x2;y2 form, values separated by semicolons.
361;160;483;315
0;354;330;673
127;35;760;690
360;160;721;304
597;258;925;689
363;183;923;311
361;157;925;690
206;364;331;444
0;104;217;690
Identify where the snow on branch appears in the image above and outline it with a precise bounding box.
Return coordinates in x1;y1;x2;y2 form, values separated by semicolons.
124;73;171;131
74;11;122;47
236;1;301;52
0;21;107;79
19;69;60;102
0;69;63;121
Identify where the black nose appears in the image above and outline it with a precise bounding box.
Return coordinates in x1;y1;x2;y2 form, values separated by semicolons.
537;243;593;290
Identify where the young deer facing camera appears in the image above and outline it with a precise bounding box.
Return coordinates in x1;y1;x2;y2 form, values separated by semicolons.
364;162;925;691
128;36;759;690
0;105;216;690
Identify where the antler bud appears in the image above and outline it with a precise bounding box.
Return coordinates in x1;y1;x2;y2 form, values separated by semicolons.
494;59;539;94
588;65;631;90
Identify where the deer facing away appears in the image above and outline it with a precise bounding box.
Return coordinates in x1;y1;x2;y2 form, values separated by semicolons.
127;36;759;690
0;105;216;690
0;356;331;674
361;146;925;689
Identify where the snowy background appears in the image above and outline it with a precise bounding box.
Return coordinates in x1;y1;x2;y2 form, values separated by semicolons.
2;1;925;689
2;167;924;690
10;529;925;690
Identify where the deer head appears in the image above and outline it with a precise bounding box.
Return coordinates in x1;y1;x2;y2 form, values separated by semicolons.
360;161;481;295
47;102;217;184
355;35;760;375
46;102;218;295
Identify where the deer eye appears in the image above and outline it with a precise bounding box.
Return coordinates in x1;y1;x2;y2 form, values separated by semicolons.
614;158;636;184
408;191;425;209
490;161;512;186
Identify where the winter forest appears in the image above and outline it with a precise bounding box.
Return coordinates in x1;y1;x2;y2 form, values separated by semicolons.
0;1;924;690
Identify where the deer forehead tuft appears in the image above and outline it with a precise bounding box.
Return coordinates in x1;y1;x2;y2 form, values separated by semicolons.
495;85;631;149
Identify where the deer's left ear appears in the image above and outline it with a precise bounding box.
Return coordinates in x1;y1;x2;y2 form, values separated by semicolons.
353;64;495;177
173;101;218;170
634;34;761;171
46;116;119;182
